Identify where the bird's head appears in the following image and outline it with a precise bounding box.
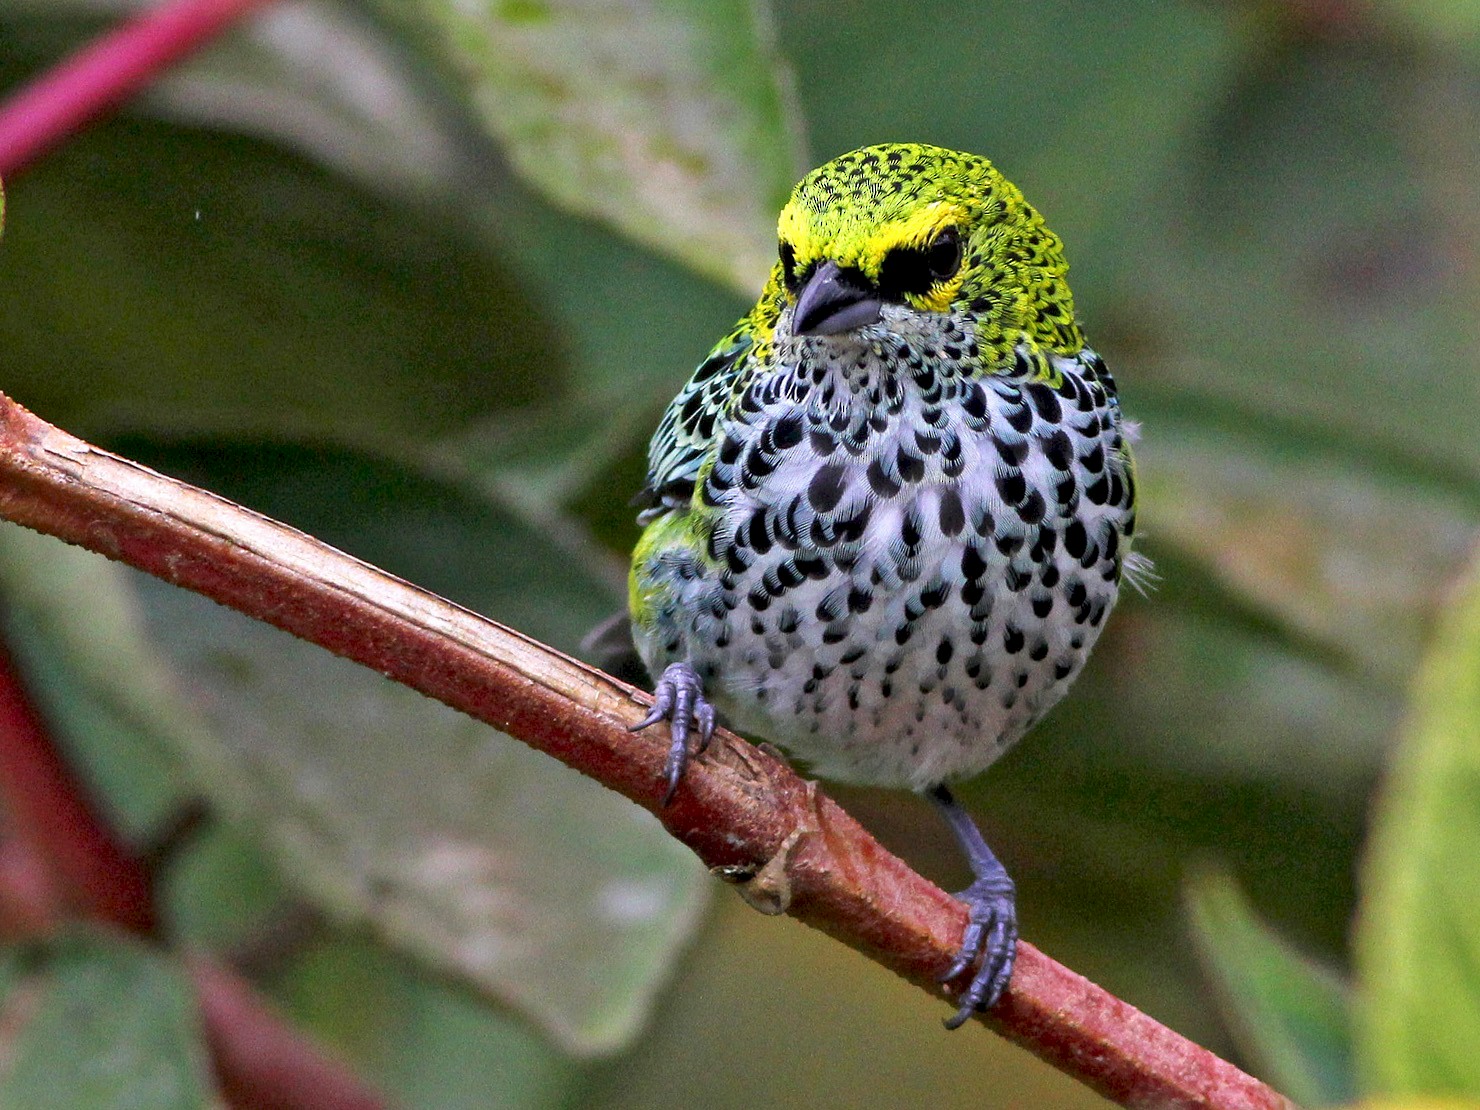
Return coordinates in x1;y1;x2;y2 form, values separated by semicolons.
768;143;1084;367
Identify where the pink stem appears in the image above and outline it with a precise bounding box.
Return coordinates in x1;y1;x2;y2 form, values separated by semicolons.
0;0;283;178
0;638;157;933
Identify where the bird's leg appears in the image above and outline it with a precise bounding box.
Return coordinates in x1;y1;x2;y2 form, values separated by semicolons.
928;783;1018;1029
629;661;717;805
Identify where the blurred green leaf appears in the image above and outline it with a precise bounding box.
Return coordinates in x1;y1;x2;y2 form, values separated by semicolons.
374;0;804;292
0;929;214;1109
1137;421;1479;679
0;118;555;446
141;580;705;1054
146;0;479;200
161;821;290;953
1376;0;1480;45
1124;45;1465;470
0;21;749;513
5;0;475;206
1101;35;1480;685
0;443;705;1057
1186;868;1355;1107
1356;544;1480;1097
280;935;582;1109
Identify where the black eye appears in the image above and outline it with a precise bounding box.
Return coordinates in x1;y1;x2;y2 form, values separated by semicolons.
926;226;962;282
779;240;798;291
877;226;964;302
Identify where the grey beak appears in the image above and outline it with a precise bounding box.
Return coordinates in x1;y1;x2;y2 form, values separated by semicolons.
792;260;883;336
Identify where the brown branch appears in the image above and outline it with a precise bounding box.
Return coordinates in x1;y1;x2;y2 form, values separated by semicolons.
0;392;1295;1110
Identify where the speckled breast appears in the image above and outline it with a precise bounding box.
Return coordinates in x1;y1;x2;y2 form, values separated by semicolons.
643;347;1135;791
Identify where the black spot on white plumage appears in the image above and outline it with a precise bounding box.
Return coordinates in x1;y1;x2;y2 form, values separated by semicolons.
900;508;923;551
938;489;965;536
993;435;1025;466
1041;429;1072;471
1063;520;1088;559
897;446;925;482
806;464;846;512
867;458;901;497
1025;381;1062;423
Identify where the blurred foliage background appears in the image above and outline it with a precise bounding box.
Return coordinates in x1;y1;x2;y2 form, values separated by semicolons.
1;0;1479;1106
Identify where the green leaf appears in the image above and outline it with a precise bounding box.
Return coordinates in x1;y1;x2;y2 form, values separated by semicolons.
1107;37;1480;677
1185;868;1356;1107
1136;420;1479;680
374;0;805;292
278;936;581;1109
0;445;707;1057
160;821;290;953
0;118;555;447
19;1;804;294
1356;544;1480;1097
0;929;214;1109
144;0;481;202
1377;0;1480;46
143;584;706;1054
137;597;704;1057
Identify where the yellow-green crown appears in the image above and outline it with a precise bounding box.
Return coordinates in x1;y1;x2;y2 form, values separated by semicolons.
768;142;1084;362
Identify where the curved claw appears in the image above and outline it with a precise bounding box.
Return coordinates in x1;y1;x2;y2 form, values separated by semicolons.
631;662;715;806
695;701;717;752
940;876;1018;1030
661;715;691;807
630;704;668;733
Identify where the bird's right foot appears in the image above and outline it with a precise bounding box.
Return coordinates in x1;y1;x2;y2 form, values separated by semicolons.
629;661;716;805
928;783;1019;1028
940;871;1018;1029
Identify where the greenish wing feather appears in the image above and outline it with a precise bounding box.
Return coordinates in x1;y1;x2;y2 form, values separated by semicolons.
636;329;754;519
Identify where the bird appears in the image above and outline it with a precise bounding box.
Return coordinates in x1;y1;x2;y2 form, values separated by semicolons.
627;142;1144;1028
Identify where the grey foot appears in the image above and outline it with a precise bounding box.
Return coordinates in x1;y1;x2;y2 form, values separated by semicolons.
629;661;716;805
940;873;1017;1028
928;784;1019;1029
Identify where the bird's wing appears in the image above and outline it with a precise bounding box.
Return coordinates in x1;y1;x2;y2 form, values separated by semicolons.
634;328;755;521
